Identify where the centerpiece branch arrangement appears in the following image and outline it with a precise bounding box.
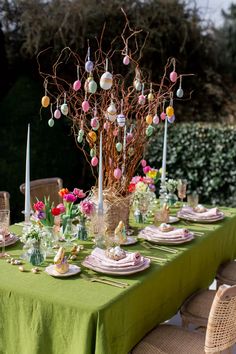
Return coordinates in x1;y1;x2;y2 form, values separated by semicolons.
37;11;192;232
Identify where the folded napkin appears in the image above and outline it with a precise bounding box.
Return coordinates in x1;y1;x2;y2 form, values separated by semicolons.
139;225;189;239
180;206;221;219
91;247;143;268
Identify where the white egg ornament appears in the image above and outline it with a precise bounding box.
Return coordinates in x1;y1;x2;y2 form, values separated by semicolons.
176;88;184;98
123;55;130;65
116;142;123;152
107;101;117;122
61;103;68;116
168;115;176;124
153;114;160;125
114;168;122;180
77;129;84;143
134;78;142;91
48;118;54;127
117;113;126;127
100;71;113;90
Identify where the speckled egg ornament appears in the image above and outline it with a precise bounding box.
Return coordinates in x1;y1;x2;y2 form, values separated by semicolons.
91;156;98;167
146;125;154;137
73;79;81;91
61;103;68;116
91;117;99;130
166;106;174;117
114;167;122;179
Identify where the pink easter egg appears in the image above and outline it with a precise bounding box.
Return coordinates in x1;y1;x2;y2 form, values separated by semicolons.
141;159;147;167
82;100;90;112
104;122;110;130
73;79;81;91
170;71;177;82
91;156;98;167
126;132;133;143
91;117;98;128
54;109;61;119
114;167;122;179
123;55;130;65
153;114;160;125
160;112;166;120
138;94;146;105
113;128;119;137
143;166;151;174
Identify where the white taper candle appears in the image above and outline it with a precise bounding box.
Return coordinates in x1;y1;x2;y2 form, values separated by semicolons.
161;117;168;184
98;131;103;214
25;124;31;222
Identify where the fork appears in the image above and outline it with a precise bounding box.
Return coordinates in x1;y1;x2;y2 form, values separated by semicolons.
81;273;128;288
142;241;179;254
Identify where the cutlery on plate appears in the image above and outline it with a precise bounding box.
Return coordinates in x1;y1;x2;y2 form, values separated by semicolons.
142;241;178;254
81;274;128;288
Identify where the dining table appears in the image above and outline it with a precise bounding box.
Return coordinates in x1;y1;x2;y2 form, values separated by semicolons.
1;206;236;354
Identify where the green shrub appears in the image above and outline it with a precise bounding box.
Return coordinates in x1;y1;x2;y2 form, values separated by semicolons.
146;123;236;207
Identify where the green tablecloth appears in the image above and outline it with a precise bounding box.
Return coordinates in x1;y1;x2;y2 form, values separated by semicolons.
1;208;236;354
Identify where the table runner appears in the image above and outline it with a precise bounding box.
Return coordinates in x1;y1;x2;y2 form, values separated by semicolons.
0;207;236;354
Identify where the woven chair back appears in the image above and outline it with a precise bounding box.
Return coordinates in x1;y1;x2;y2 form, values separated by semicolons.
0;191;10;210
205;284;236;353
20;177;63;207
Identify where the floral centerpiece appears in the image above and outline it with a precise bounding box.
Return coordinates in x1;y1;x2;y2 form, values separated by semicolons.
33;197;64;227
165;178;178;206
20;224;46;266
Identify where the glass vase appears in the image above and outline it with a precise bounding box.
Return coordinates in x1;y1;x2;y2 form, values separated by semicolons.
28;240;46;266
63;218;75;244
42;226;57;256
166;192;178;206
77;217;87;240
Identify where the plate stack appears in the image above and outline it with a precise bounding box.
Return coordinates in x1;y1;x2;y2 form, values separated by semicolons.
0;233;18;247
177;206;224;223
82;247;150;275
138;225;194;245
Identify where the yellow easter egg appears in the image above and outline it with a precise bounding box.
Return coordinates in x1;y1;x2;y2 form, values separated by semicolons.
166;106;174;117
88;131;97;143
41;95;50;108
146;114;153;125
148;93;154;101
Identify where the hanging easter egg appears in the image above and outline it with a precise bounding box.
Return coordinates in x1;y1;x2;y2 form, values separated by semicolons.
126;132;133;143
146;114;153;125
141;159;147;167
116;142;123;152
100;72;113;90
107;102;117;122
61;103;68;116
153;114;160;125
85;60;94;73
91;117;98;128
91;156;98;167
88;79;97;94
123;55;130;65
88;131;97;143
134;79;142;91
79;129;84;137
48;118;54;127
54;109;61;119
114;168;122;180
104;121;110;130
148;92;154;102
160;112;166;120
138;94;146;105
113;128;119;137
128;147;134;157
146;125;154;137
168;115;176;124
176;88;184;98
77;135;83;143
90;148;96;158
41;95;50;108
166;106;174;117
82;100;90;112
117;113;126;127
73;79;81;91
170;71;177;82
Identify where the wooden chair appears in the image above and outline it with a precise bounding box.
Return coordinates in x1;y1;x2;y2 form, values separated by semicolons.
20;177;63;207
0;191;10;210
132;284;236;354
216;261;236;288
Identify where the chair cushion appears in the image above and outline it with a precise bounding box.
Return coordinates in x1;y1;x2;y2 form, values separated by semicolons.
180;289;216;327
132;324;205;354
216;261;236;285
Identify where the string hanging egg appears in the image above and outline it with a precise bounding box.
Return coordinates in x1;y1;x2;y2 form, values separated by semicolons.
170;58;177;82
116;142;123;152
88;77;97;94
114;167;122;180
82;96;90;112
107;99;117;122
160;112;166;120
166;105;174;117
90;148;96;158
168;115;175;123
133;67;142;91
73;65;81;91
117;99;126;127
100;58;112;90
48;118;54;127
141;159;147;167
87;130;97;143
148;83;154;102
176;75;183;98
126;132;133;143
77;128;84;143
91;156;98;167
85;45;94;73
138;84;146;105
41;95;50;108
61;93;68;115
153;114;160;125
146;125;154;137
123;55;130;65
146;114;153;125
54;99;61;119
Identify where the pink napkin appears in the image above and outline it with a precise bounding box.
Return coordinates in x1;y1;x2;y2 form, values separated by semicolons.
181;206;221;219
140;225;189;239
90;247;143;268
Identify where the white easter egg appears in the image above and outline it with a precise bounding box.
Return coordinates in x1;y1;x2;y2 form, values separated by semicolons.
100;71;113;90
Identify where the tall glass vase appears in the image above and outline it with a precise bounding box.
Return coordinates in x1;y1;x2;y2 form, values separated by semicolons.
63;218;75;245
28;240;46;266
77;216;87;240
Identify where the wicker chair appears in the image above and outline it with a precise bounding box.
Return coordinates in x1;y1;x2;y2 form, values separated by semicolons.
19;177;63;207
132;284;236;354
0;191;10;210
216;261;236;288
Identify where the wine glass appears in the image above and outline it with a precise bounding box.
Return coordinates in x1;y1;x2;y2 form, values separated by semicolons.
177;179;187;206
0;210;10;258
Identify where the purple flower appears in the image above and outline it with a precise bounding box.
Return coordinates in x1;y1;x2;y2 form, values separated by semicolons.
37;211;46;220
63;193;77;203
148;184;156;192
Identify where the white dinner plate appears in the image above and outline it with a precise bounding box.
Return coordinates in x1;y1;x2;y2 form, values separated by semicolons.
122;237;138;246
0;233;19;247
145;234;194;245
177;212;224;223
82;257;151;275
45;264;81;278
168;216;180;224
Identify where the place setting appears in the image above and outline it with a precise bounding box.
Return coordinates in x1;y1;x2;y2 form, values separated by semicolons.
177;200;225;224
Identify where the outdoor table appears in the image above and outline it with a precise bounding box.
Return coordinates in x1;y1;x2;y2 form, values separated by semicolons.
0;207;236;354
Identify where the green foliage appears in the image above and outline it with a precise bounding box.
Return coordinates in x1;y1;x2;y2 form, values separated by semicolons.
146;123;236;206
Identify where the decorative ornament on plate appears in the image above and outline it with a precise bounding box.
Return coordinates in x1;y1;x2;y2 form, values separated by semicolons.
100;58;113;90
73;65;81;91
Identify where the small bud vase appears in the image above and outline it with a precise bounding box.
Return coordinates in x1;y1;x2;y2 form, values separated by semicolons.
29;240;46;266
77;217;87;240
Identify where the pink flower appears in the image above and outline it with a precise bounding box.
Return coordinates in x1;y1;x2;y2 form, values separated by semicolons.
73;188;86;198
142;177;154;185
33;201;45;211
143;166;151;174
80;200;95;216
56;203;66;213
131;176;143;184
63;193;77;203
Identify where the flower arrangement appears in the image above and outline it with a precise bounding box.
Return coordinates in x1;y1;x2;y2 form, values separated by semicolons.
128;162;161;194
165;179;178;193
33;197;64;227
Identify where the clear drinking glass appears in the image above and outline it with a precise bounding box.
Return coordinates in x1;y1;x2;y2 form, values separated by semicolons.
177;179;187;205
187;193;199;208
0;210;10;258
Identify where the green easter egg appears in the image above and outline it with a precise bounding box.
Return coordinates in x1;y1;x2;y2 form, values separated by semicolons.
90;148;96;157
116;142;123;152
77;135;83;143
79;129;84;136
48;118;54;127
146;125;154;137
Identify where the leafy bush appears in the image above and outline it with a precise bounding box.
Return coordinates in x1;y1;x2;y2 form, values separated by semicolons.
146;123;236;207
